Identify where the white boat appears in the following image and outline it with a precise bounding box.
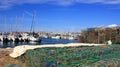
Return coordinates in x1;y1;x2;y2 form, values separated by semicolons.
21;33;29;40
43;35;48;38
0;35;3;41
7;35;15;42
68;37;74;40
28;10;41;42
28;35;41;42
51;36;61;39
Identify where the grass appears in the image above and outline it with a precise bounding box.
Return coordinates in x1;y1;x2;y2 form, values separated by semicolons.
17;45;120;67
4;64;22;67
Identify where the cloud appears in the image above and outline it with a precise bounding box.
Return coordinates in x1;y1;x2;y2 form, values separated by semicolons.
108;24;118;28
0;0;120;9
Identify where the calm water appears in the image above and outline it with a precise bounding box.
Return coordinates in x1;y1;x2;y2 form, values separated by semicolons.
0;38;78;48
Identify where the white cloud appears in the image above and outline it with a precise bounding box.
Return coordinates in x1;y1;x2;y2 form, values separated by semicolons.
0;0;120;9
108;24;118;28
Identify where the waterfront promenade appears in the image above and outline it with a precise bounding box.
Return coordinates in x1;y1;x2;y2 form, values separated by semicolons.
10;43;105;58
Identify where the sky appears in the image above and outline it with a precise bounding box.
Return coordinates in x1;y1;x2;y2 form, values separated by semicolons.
0;0;120;32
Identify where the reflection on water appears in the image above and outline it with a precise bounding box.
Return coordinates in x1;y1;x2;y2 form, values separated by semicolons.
0;38;78;48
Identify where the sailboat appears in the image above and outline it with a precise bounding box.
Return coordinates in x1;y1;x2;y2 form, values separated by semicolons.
29;10;41;42
0;34;3;41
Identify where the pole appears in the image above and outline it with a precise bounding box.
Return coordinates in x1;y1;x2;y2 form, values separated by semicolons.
98;28;100;44
30;10;36;34
4;16;6;33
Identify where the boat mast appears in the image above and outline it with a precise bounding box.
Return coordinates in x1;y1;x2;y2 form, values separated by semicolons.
4;16;6;33
30;10;36;34
15;16;18;32
9;19;11;33
22;13;24;32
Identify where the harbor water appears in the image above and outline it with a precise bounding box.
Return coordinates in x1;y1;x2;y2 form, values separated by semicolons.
0;38;78;48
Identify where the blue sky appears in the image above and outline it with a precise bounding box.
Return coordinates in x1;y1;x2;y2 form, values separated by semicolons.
0;0;120;32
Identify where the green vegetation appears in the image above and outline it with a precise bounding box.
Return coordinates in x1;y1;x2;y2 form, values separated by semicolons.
18;45;120;67
4;64;22;67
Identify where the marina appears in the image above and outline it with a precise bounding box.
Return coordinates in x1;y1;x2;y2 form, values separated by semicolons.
0;38;77;48
0;32;41;42
1;0;120;66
